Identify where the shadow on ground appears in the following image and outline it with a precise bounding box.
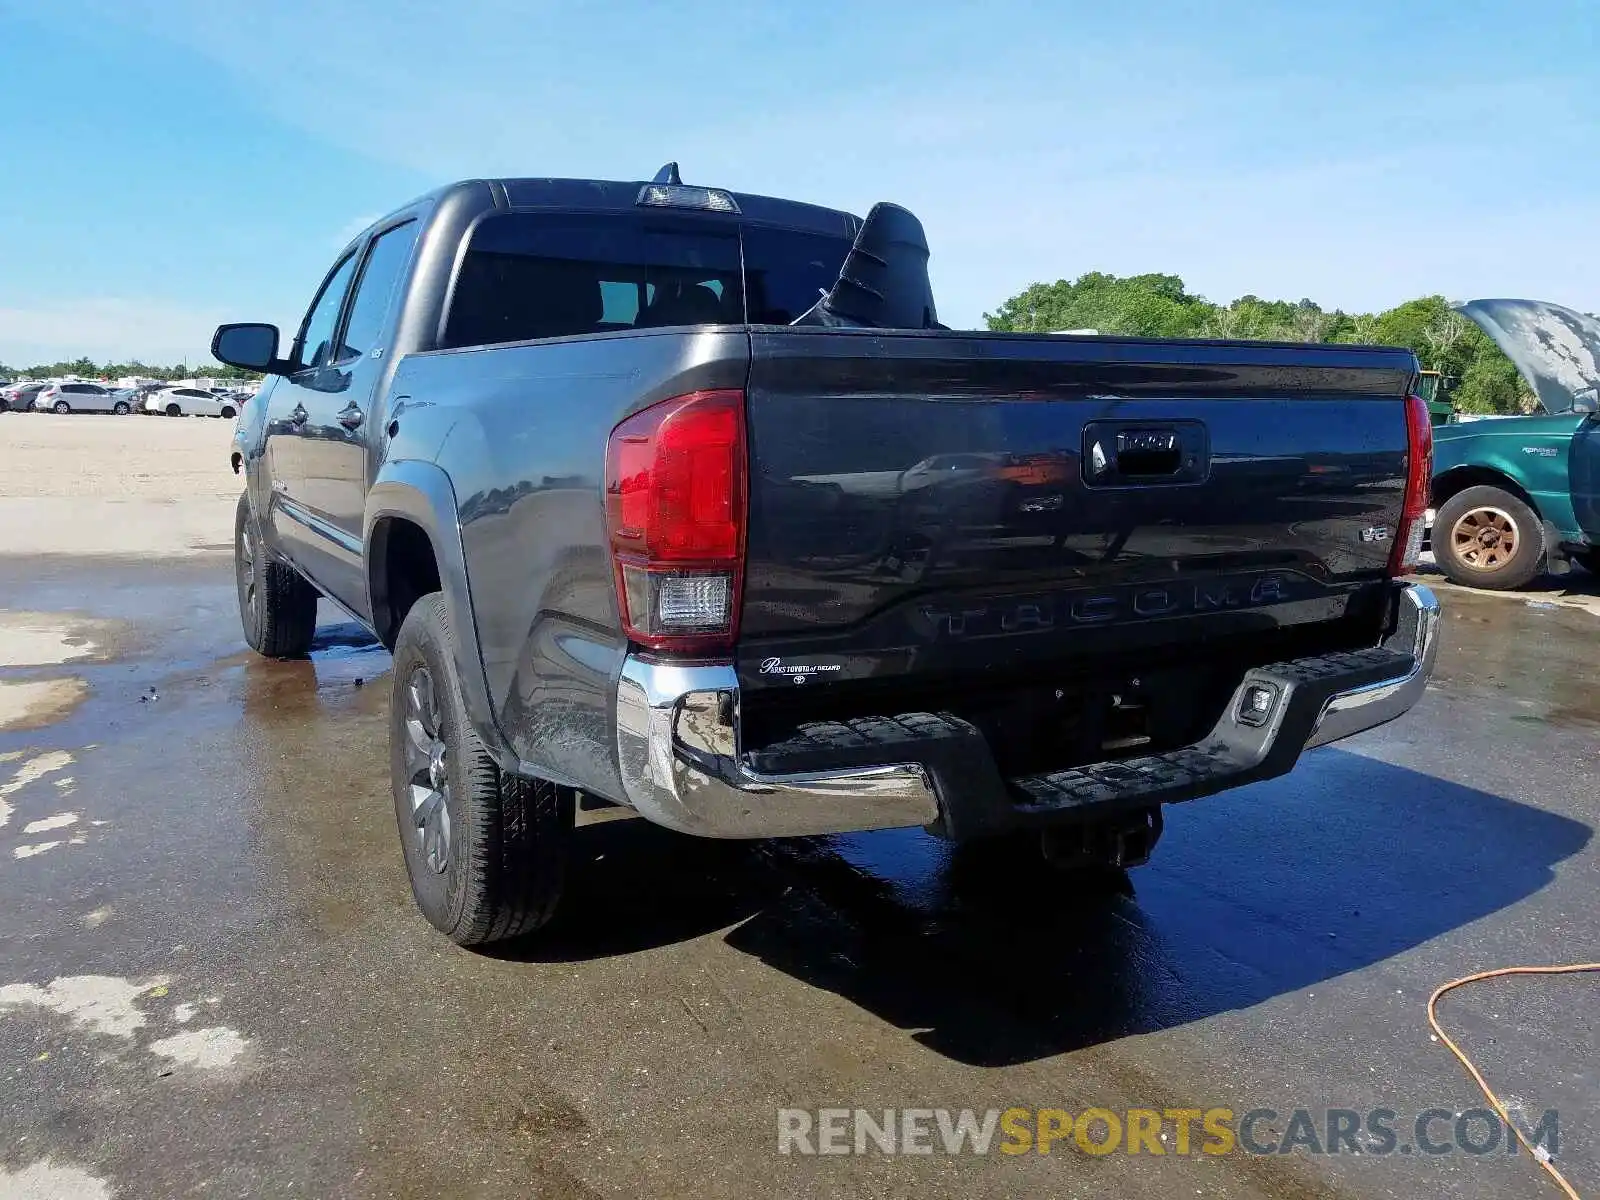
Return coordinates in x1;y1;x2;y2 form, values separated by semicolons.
499;749;1589;1067
233;623;1591;1069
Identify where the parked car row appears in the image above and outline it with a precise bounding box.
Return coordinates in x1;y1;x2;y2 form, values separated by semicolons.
141;386;246;418
0;381;53;412
0;381;251;417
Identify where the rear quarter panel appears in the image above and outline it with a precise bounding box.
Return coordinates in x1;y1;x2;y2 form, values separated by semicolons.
394;327;749;798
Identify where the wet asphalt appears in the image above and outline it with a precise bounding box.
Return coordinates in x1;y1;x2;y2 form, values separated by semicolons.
0;555;1596;1200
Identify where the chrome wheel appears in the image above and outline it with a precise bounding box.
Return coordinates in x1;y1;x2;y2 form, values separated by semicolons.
1450;506;1519;572
402;667;452;875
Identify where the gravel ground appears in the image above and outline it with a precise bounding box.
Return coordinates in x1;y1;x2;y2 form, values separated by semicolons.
0;412;237;557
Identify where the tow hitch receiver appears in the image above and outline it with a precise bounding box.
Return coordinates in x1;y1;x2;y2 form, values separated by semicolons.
1040;807;1165;871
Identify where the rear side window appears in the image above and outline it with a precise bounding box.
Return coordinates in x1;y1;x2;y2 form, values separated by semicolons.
442;212;850;349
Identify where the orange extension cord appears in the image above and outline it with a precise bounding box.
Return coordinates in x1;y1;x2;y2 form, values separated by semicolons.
1427;964;1600;1199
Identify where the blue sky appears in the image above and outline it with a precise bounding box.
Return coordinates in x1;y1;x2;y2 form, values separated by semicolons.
1;0;1596;366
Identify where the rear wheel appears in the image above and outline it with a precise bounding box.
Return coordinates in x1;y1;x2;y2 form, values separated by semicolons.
220;405;237;419
235;491;318;657
165;403;182;417
52;400;70;415
390;593;570;946
1434;485;1544;590
113;401;131;415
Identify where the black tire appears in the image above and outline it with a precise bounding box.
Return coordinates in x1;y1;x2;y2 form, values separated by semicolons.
52;400;70;415
1578;551;1600;575
235;491;318;657
166;403;182;417
1434;485;1545;590
113;401;131;415
220;406;237;419
390;593;570;946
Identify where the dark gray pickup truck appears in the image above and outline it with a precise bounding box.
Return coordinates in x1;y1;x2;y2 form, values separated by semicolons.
217;169;1441;946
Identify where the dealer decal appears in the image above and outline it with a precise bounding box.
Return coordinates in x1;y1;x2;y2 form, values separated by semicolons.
760;657;843;685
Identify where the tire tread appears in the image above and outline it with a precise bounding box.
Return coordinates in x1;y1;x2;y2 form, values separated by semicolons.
1434;485;1545;591
393;594;567;946
236;491;318;657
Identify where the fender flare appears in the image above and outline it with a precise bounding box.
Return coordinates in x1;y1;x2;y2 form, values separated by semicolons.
364;460;512;767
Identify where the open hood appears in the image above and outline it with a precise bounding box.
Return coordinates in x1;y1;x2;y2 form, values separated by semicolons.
1455;298;1600;414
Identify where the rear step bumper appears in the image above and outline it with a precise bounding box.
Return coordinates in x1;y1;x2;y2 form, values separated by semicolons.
614;583;1441;839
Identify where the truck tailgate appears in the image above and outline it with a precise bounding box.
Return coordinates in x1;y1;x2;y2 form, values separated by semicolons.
739;328;1417;707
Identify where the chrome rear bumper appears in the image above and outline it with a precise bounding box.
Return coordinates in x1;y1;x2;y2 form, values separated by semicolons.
614;583;1442;839
1305;583;1441;748
615;659;940;837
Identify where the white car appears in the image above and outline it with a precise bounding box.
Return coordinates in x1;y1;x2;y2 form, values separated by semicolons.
144;387;241;418
35;382;136;415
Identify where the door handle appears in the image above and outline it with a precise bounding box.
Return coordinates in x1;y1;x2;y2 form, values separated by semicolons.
337;403;365;431
289;403;309;427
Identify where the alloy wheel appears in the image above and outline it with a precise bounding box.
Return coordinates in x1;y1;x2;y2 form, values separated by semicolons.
238;527;258;619
402;667;453;875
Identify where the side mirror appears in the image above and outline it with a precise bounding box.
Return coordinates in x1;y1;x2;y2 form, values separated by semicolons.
212;323;288;374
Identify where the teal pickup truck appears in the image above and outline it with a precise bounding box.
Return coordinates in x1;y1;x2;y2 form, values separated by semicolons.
1429;299;1599;590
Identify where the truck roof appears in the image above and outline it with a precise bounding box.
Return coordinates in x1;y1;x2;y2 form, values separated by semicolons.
390;176;862;240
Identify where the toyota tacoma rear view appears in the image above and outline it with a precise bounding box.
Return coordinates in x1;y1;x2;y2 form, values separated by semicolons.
216;167;1441;945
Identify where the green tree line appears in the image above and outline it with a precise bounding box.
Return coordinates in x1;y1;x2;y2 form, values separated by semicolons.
984;274;1534;414
5;279;1539;414
0;357;261;383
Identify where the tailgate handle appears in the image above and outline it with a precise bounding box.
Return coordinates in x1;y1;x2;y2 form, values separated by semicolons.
1115;429;1183;476
1083;419;1208;487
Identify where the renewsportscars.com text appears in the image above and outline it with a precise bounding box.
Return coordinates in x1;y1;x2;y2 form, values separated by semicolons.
777;1106;1560;1158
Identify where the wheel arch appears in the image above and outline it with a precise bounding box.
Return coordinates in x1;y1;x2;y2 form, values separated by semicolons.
1431;466;1539;516
364;462;511;768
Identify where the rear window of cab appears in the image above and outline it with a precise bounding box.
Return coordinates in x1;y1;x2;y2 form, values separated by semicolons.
442;212;850;350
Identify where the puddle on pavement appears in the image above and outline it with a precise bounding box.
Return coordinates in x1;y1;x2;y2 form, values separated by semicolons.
1433;592;1600;730
304;625;391;699
222;624;390;724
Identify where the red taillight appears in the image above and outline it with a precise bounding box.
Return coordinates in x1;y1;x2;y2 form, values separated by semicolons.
605;389;746;653
1388;392;1433;577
